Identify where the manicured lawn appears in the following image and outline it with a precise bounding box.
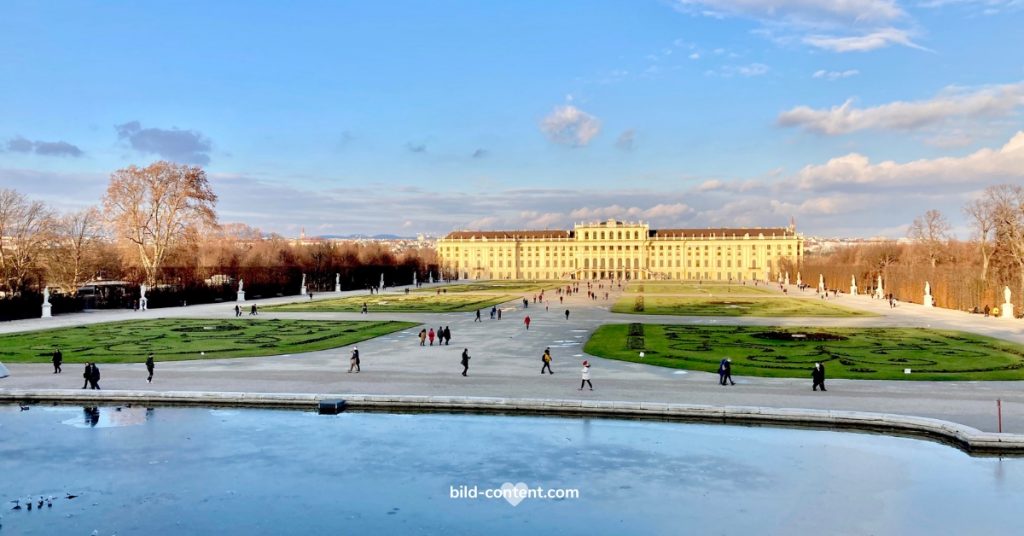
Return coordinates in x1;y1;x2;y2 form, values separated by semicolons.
611;295;872;317
0;318;417;364
624;282;776;295
264;293;518;313
584;324;1024;380
414;281;562;294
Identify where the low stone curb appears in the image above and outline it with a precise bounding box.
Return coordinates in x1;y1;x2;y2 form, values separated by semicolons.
3;388;1023;456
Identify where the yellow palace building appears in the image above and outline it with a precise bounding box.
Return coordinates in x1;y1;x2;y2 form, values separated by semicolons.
437;219;803;281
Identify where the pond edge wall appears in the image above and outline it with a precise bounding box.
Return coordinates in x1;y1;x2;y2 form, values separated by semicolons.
2;389;1022;456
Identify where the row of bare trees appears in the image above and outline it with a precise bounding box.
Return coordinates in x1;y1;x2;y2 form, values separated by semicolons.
0;161;436;313
801;184;1024;314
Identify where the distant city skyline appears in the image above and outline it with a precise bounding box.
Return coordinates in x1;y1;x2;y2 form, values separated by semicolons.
1;1;1022;239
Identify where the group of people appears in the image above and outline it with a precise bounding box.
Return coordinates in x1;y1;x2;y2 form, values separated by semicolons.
717;358;828;391
52;347;156;387
419;326;453;346
233;304;259;316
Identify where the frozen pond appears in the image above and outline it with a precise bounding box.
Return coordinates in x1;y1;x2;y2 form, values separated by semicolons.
1;405;1023;535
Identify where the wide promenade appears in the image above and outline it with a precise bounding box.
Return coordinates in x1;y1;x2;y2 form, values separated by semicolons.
2;282;1023;434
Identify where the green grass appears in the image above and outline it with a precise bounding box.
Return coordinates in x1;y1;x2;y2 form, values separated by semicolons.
611;295;872;317
0;318;417;364
264;293;518;313
624;282;776;295
413;281;562;294
585;324;1024;380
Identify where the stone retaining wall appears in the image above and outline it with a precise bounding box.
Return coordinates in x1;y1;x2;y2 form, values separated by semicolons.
2;389;1022;456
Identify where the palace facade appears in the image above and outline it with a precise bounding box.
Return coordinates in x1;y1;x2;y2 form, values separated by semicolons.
437;220;803;281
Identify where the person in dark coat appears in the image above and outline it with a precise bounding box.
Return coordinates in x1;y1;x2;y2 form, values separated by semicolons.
461;348;471;377
52;348;63;374
443;326;451;345
348;347;360;373
718;358;728;385
812;362;826;392
722;358;735;386
81;363;92;389
88;363;101;390
146;355;155;383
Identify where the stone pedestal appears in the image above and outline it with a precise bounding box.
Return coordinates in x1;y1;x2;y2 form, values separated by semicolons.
1002;303;1014;319
237;291;246;302
924;295;933;308
334;284;341;293
41;303;52;318
139;297;148;311
299;285;307;296
850;285;857;295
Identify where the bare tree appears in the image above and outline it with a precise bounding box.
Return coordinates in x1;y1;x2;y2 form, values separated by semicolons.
0;188;54;292
45;207;105;294
103;161;218;285
964;197;996;281
987;184;1024;301
908;209;952;268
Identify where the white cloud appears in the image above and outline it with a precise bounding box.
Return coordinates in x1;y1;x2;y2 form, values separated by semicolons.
812;69;860;80
794;130;1024;190
778;81;1024;134
689;52;701;59
803;28;928;52
710;63;771;77
672;0;905;25
569;203;692;221
540;105;602;147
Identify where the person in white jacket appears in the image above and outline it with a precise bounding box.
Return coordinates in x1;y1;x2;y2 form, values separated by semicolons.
578;360;593;391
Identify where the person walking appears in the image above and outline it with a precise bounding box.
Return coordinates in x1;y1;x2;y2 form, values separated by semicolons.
718;358;728;385
234;304;241;317
361;303;368;314
490;305;496;319
88;363;101;390
524;315;531;330
349;347;360;373
564;309;570;320
81;363;92;389
250;304;258;316
52;348;62;374
475;309;482;322
497;308;502;320
145;355;155;383
578;361;593;390
812;362;827;392
428;328;436;346
443;326;451;345
461;348;471;376
419;328;427;346
722;358;735;386
541;347;553;375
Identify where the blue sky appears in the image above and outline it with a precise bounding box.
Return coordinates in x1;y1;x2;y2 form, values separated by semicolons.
1;0;1022;237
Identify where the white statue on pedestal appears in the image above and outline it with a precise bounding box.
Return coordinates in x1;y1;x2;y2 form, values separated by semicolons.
299;273;307;295
875;275;884;299
1001;286;1014;319
429;272;434;284
237;279;246;302
817;274;825;294
796;272;802;287
784;272;790;286
379;273;385;292
335;273;341;293
923;281;933;307
850;275;857;295
413;272;418;287
41;286;52;318
139;284;148;311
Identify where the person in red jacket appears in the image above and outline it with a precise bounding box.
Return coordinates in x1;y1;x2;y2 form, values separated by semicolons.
524;315;531;330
